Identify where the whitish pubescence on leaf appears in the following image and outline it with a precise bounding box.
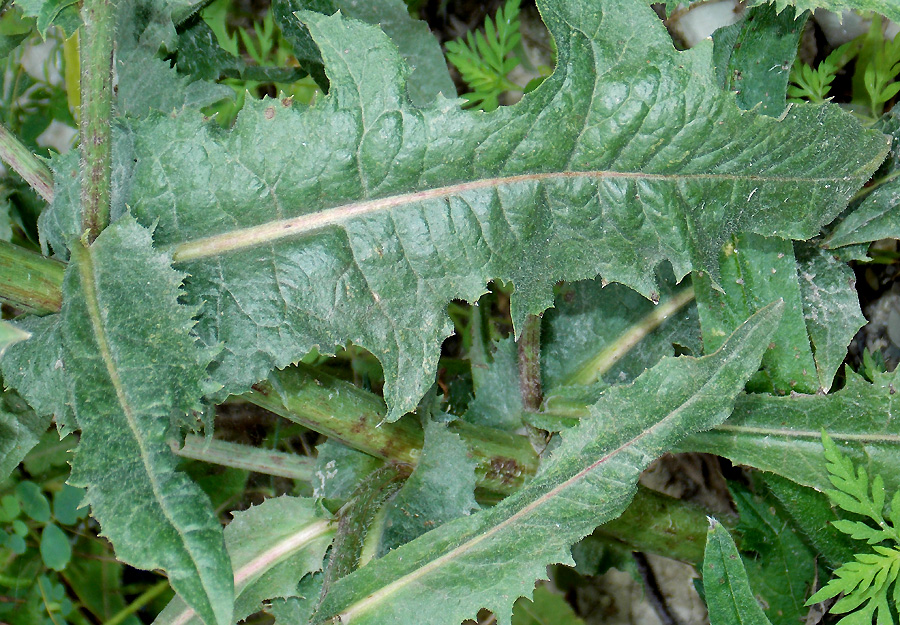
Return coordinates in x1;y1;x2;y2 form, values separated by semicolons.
0;391;50;482
680;367;900;494
42;0;886;421
310;303;782;625
153;496;335;625
664;0;900;23
377;419;479;556
0;314;75;435
61;217;233;625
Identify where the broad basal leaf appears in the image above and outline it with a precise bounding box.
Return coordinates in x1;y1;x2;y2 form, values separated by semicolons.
153;496;335;625
61;216;232;625
310;303;782;625
41;0;885;421
680;366;900;493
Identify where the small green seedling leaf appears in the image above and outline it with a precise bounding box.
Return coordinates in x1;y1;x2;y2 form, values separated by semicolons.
40;522;72;571
702;518;773;625
16;480;50;522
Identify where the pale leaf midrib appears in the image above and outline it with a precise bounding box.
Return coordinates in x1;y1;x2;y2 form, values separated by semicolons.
711;424;900;444
336;342;749;621
169;170;860;263
72;242;218;618
167;519;334;625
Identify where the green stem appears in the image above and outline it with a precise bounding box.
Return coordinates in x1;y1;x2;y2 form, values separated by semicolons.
0;241;64;313
79;0;115;243
0;123;53;202
517;314;543;412
101;579;170;625
564;286;696;386
171;434;315;481
247;365;540;496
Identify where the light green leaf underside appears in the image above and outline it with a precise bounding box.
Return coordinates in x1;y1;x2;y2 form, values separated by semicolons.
0;320;30;357
680;367;900;493
0;314;75;435
57;0;885;421
154;496;334;625
377;419;479;556
311;303;782;625
61;217;232;625
702;519;773;625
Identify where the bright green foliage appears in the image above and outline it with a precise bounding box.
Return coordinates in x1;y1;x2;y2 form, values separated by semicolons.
445;0;524;110
788;42;857;105
858;15;900;119
806;432;900;624
703;519;773;625
511;586;586;625
311;304;781;624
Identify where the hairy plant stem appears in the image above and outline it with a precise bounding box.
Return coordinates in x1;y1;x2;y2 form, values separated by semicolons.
517;314;543;412
0;123;53;202
79;0;115;243
170;434;315;480
564;286;696;386
0;241;64;313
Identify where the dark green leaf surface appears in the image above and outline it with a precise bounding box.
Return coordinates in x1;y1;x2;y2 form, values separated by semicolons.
377;419;478;555
311;304;781;624
703;519;773;625
681;367;900;493
61;217;232;625
154;496;334;625
826;111;900;249
745;0;900;24
731;482;816;625
0;391;50;481
694;234;819;393
273;0;454;104
712;4;805;117
763;473;857;567
66;0;883;421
